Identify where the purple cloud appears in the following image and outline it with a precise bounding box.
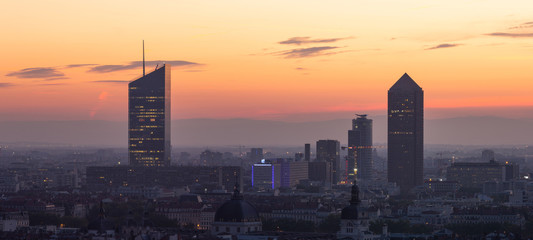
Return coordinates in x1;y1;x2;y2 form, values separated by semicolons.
44;77;70;81
279;37;351;45
6;67;65;79
65;64;97;68
88;60;202;73
277;46;341;58
92;80;129;84
38;83;67;86
425;43;461;50
486;32;533;38
0;82;14;88
510;22;533;29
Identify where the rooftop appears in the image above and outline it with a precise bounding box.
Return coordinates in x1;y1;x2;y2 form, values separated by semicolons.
389;73;422;92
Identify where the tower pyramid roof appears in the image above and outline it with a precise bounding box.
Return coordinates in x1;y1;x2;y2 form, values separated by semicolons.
389;73;422;91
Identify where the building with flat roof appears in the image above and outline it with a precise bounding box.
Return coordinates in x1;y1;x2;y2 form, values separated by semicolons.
252;159;309;190
250;148;263;162
305;143;311;161
86;165;242;192
316;140;340;184
348;114;373;181
446;160;506;189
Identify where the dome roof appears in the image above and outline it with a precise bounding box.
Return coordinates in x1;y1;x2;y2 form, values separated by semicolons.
341;181;361;220
341;204;359;220
214;185;260;222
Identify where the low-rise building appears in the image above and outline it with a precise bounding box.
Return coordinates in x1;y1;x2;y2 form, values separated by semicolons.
252;159;308;190
424;180;458;193
446;160;506;189
450;206;525;225
0;211;29;231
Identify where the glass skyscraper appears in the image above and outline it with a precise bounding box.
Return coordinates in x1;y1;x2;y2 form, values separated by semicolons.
128;64;171;167
348;114;373;181
387;73;423;193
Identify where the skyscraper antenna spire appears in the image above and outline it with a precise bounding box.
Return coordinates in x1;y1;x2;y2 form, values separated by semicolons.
142;40;145;76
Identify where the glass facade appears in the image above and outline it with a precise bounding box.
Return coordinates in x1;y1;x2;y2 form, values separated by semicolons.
128;64;171;167
446;161;505;189
316;139;340;184
387;73;423;193
348;115;373;181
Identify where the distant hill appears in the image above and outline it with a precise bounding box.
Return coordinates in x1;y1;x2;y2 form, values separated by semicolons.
0;116;531;147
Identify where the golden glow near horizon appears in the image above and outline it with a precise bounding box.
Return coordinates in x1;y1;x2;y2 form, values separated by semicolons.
1;0;533;121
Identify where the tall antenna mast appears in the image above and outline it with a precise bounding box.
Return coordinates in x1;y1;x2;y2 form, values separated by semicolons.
142;40;145;76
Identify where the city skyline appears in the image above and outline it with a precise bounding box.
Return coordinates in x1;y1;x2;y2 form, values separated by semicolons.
1;1;533;122
2;1;533;238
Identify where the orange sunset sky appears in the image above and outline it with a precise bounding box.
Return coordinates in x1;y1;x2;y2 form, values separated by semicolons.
1;0;532;122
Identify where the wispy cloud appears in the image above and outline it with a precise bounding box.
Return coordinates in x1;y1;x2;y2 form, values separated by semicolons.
92;80;129;84
276;46;343;58
88;60;202;73
279;37;351;45
6;67;65;79
485;32;533;38
43;77;70;81
295;67;307;71
0;82;14;88
65;64;97;68
38;83;67;86
510;21;533;29
425;43;461;50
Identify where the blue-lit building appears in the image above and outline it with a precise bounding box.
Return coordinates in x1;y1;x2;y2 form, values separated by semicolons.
251;159;308;190
251;160;275;190
128;64;171;167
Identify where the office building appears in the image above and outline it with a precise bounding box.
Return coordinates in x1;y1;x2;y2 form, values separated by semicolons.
294;152;304;162
250;148;263;162
347;114;373;181
304;143;311;161
481;149;495;162
252;160;274;190
280;160;309;188
316;140;340;184
424;180;459;193
251;159;309;190
446;160;505;189
200;149;223;166
388;73;424;193
128;64;171;167
86;165;242;192
308;161;332;185
505;162;519;181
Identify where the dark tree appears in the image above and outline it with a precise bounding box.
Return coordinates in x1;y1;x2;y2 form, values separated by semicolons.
318;214;340;233
262;218;315;232
60;216;88;228
29;212;60;226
